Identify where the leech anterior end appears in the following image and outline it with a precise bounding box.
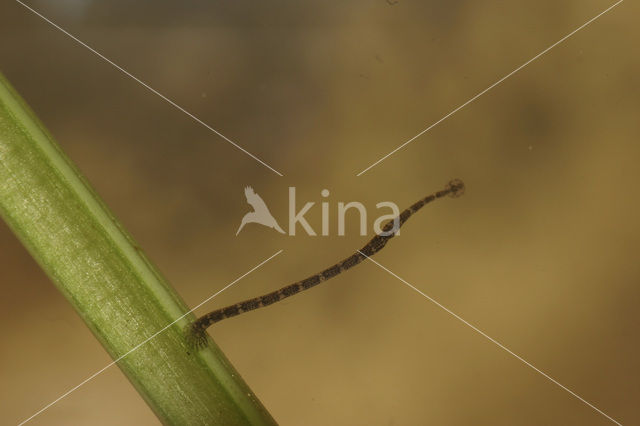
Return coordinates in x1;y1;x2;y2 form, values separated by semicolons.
186;179;465;349
446;178;465;198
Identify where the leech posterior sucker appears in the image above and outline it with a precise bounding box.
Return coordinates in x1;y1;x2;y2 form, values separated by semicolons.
187;179;465;348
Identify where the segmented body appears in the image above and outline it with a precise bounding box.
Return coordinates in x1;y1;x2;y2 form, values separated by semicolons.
188;179;464;347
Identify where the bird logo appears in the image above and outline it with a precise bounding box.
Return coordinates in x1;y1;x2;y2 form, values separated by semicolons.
236;186;285;235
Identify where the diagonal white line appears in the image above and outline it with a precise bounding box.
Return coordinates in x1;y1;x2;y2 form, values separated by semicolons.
357;251;623;426
356;0;624;176
17;249;284;426
14;0;284;177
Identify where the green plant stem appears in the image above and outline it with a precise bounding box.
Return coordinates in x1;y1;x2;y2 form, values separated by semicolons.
0;72;276;426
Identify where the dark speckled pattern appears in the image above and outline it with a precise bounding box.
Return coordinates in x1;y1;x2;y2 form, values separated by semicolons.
188;179;464;347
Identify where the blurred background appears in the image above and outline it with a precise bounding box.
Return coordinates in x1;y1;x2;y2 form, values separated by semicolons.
0;0;638;424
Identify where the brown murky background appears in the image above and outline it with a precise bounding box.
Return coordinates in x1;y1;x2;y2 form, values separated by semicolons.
1;1;638;425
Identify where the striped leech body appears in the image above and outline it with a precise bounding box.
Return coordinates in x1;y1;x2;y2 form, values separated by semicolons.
188;179;465;347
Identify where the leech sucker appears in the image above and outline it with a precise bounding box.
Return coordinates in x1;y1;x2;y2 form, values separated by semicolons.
187;179;464;348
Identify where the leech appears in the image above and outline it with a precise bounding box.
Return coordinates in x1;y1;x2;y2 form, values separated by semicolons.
187;179;465;348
